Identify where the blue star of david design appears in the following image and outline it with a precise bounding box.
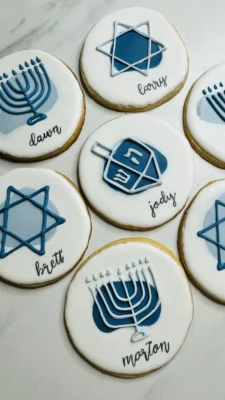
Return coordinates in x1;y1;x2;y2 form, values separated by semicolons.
197;199;225;271
96;21;167;77
0;186;66;258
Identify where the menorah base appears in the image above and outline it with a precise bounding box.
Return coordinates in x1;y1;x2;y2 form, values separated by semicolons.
27;112;47;126
131;328;149;342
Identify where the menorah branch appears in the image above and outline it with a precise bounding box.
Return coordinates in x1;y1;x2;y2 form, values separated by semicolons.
89;259;161;342
0;57;51;126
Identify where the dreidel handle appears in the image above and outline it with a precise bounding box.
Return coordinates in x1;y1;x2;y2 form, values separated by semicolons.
91;142;112;160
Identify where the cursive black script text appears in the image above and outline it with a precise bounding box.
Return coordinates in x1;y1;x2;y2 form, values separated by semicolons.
35;249;64;276
149;191;177;218
122;340;170;368
29;125;62;147
137;76;167;95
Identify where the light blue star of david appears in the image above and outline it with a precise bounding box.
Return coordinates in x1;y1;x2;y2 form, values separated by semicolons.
0;186;66;258
197;199;225;271
96;21;167;77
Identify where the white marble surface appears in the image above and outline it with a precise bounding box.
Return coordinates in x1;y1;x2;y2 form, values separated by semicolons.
1;0;225;399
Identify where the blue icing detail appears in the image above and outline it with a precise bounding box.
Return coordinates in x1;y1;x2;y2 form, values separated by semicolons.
96;21;166;77
0;57;56;132
197;82;225;124
0;73;57;134
0;186;66;258
197;194;225;271
146;144;167;175
101;139;167;195
93;280;161;333
111;30;162;72
0;187;59;249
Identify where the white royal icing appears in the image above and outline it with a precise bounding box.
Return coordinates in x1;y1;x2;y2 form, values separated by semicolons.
185;63;225;164
78;114;194;229
81;7;188;109
65;239;193;376
181;180;225;302
0;168;91;286
0;50;84;159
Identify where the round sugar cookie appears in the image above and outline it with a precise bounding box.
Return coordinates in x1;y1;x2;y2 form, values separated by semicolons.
178;179;225;302
184;63;225;168
0;50;85;161
80;7;188;112
0;168;91;287
78;114;194;230
65;237;193;378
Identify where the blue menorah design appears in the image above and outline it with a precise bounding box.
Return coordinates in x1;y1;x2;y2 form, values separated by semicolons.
87;257;161;342
202;83;225;122
197;82;225;124
0;57;51;126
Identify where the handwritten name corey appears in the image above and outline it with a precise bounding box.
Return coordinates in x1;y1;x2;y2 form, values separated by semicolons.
29;125;62;147
122;340;170;368
148;191;177;218
35;249;64;276
137;76;167;95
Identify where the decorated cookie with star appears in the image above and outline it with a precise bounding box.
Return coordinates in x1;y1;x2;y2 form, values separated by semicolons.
178;179;225;302
0;50;85;161
80;7;188;112
0;168;91;287
65;237;193;378
78;114;194;230
184;63;225;168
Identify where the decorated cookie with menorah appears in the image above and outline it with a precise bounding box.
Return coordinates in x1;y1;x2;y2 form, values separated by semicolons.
78;114;194;230
0;168;91;287
184;63;225;168
0;50;85;161
80;7;188;112
178;179;225;303
65;237;193;378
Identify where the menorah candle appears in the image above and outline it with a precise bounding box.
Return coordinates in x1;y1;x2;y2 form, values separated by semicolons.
0;50;85;161
0;168;91;287
78;114;194;230
65;238;193;378
80;7;188;112
184;62;225;168
178;179;225;303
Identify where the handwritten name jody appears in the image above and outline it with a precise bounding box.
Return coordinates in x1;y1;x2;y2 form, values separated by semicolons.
29;125;62;147
35;249;64;276
148;191;177;218
137;76;167;95
122;340;170;368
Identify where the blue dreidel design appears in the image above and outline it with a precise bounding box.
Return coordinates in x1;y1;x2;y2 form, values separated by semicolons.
0;57;51;126
91;138;162;194
87;258;161;342
202;83;225;122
